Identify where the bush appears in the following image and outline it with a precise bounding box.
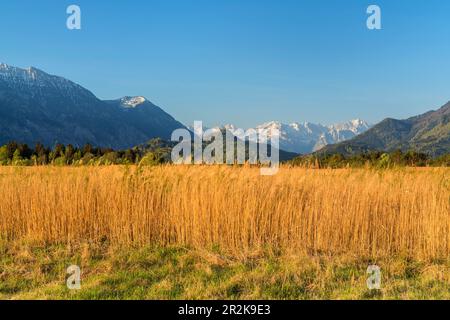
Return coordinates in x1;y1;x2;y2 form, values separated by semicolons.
139;152;164;166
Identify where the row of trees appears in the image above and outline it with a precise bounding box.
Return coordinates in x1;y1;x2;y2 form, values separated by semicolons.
290;150;450;168
0;141;449;167
0;141;166;166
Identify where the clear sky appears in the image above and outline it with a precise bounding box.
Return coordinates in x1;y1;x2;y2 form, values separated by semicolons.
1;0;450;128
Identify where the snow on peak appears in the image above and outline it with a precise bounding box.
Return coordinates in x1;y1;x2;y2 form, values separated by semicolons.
0;63;43;77
351;118;364;125
120;96;147;108
223;124;237;131
210;119;371;154
256;121;282;131
289;122;301;131
0;63;82;93
0;63;114;105
330;119;370;134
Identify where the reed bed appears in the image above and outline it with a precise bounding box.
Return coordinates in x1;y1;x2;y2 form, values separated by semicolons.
0;166;448;259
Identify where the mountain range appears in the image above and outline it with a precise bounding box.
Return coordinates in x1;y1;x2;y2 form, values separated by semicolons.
0;63;371;153
0;63;448;157
0;63;185;149
217;120;371;154
317;102;450;157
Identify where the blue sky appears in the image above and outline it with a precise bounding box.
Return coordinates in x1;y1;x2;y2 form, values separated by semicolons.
1;0;450;127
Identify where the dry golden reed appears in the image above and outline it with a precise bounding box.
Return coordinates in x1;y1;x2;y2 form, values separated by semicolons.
0;166;448;259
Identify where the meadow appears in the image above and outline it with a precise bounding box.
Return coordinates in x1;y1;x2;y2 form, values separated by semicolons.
0;165;449;299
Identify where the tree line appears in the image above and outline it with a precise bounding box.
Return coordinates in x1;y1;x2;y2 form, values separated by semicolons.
0;141;448;167
289;150;450;168
0;141;167;166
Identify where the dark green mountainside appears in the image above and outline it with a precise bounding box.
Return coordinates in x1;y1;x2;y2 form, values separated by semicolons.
317;102;450;157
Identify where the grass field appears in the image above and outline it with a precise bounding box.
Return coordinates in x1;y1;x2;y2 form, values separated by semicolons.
2;243;450;300
0;166;449;299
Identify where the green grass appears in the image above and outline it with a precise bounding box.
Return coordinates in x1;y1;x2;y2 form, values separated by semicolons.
1;242;450;300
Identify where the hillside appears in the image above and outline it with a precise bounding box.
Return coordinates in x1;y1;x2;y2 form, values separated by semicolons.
317;102;450;157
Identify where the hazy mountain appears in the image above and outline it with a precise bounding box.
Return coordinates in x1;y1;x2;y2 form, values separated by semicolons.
205;120;371;154
0;63;186;149
138;135;299;163
317;102;450;157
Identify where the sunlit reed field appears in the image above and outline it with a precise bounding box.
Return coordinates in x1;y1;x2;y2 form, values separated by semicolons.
0;166;448;260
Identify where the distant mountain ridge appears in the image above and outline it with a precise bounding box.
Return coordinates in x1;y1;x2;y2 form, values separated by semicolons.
2;63;447;157
204;119;371;154
317;102;450;157
0;63;186;149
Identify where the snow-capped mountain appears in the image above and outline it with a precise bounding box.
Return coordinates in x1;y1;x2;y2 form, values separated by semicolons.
211;120;371;154
0;63;97;105
0;63;186;148
119;96;147;109
0;63;369;152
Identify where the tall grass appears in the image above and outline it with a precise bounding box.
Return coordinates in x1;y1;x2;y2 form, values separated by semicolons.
0;166;448;259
